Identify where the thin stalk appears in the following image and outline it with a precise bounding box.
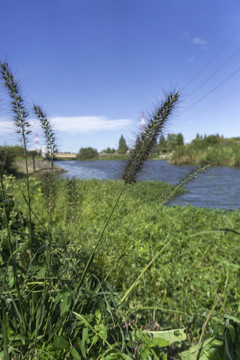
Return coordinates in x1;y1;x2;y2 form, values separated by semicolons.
76;92;180;299
104;239;133;282
161;165;210;206
0;172;13;254
0;172;27;332
33;105;56;268
0;62;33;252
2;310;9;360
23;145;33;253
20;190;48;233
194;298;220;360
118;238;174;305
75;182;126;294
73;311;113;349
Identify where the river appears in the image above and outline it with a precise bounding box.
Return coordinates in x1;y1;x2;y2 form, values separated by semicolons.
55;160;240;210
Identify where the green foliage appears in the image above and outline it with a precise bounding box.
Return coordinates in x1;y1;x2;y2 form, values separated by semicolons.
76;147;98;160
0;146;23;175
159;134;167;152
176;133;184;146
118;135;128;154
1;145;24;159
1;168;240;358
1;64;240;359
170;134;240;166
102;147;116;154
167;134;178;151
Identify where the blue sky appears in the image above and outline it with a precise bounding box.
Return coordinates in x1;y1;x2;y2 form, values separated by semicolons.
1;0;240;152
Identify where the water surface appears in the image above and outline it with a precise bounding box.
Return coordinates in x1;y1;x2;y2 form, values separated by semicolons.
56;160;240;210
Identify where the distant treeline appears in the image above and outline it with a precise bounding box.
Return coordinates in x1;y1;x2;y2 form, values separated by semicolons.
170;134;240;166
0;145;41;175
3;133;240;167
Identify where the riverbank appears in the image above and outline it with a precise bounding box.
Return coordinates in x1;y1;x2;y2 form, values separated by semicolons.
14;159;66;176
169;142;240;167
56;159;240;209
11;177;240;336
54;153;171;161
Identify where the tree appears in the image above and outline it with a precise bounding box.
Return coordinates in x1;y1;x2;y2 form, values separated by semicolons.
118;135;128;154
159;134;167;152
150;137;159;155
102;147;115;154
167;134;177;151
76;147;98;160
176;133;184;146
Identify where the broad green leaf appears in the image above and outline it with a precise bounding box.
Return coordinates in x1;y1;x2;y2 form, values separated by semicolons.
36;266;46;279
53;335;69;350
82;327;88;346
60;296;71;315
70;346;82;359
9;334;26;345
179;338;223;360
224;314;240;325
91;335;99;346
79;328;88;358
151;337;169;347
143;328;186;345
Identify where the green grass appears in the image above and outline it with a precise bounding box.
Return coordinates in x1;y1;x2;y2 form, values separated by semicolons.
24;178;240;319
3;176;239;359
2;173;240;359
1;63;239;359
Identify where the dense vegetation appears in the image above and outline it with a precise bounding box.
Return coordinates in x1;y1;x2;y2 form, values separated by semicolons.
1;176;240;359
1;61;240;359
170;134;240;166
76;147;99;160
74;134;185;160
118;135;128;154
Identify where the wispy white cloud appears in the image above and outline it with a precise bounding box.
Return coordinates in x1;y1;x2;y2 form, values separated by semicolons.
0;116;133;136
188;57;194;62
50;116;133;133
192;37;206;45
0;119;14;135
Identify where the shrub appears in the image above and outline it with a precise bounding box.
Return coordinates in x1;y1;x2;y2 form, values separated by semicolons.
76;147;98;160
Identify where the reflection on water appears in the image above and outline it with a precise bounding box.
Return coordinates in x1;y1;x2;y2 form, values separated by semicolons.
55;160;240;210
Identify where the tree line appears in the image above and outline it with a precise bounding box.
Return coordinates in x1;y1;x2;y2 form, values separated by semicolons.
76;133;184;159
170;134;240;166
1;133;185;164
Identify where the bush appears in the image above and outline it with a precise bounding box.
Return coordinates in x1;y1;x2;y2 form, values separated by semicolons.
76;147;98;160
0;146;24;175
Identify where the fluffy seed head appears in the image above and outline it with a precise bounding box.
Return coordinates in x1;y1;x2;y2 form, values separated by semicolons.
0;61;31;142
33;105;56;159
122;91;180;184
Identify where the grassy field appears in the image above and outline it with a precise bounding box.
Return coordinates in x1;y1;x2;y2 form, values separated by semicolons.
1;63;239;359
2;175;239;358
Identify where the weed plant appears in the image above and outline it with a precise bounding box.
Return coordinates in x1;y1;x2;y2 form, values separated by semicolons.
0;62;240;359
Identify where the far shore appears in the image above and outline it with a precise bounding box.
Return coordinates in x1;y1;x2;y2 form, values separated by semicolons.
54;152;171;161
14;159;67;176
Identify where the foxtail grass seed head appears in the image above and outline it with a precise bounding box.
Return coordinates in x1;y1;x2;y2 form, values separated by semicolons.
0;62;31;144
33;105;56;160
161;164;210;205
122;91;180;184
